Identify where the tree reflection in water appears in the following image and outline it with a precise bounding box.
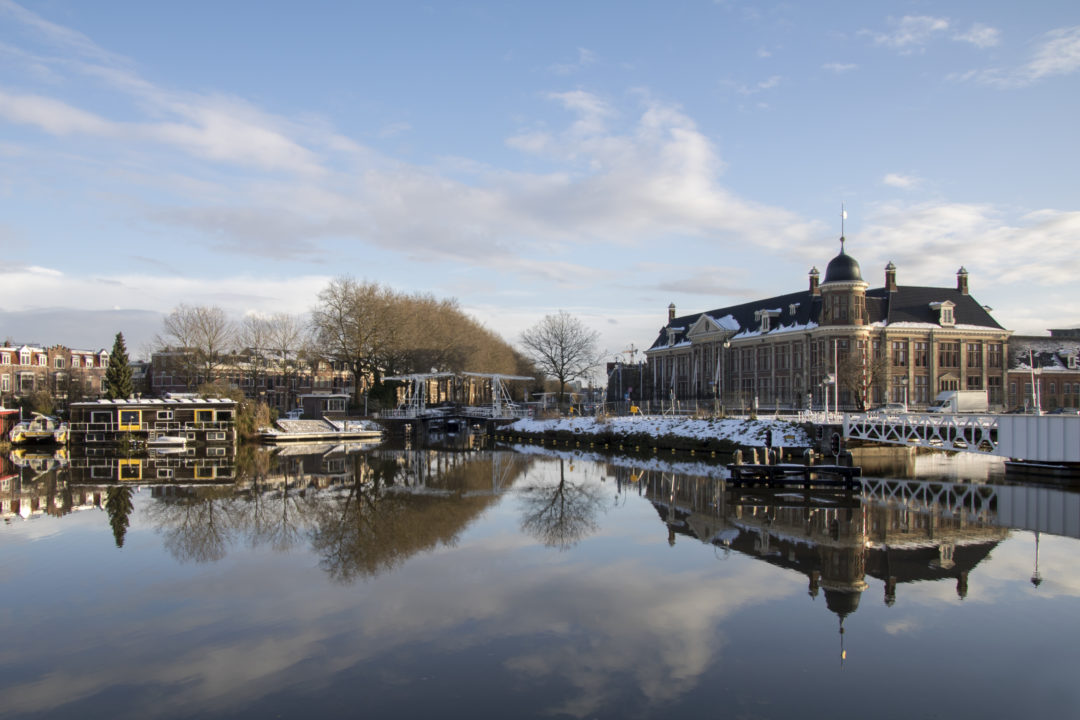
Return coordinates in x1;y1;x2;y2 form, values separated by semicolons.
517;456;607;549
104;486;134;548
143;487;246;564
138;448;535;582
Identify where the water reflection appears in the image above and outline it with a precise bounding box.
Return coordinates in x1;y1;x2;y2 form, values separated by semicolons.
3;443;1080;718
639;469;1008;622
518;456;607;549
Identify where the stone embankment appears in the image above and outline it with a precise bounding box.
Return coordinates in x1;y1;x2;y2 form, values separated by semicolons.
497;415;813;457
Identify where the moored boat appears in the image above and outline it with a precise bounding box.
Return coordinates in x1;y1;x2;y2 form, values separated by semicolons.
9;413;69;445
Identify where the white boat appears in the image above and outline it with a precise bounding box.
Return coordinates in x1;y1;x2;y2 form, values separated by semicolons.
10;413;69;445
147;434;187;448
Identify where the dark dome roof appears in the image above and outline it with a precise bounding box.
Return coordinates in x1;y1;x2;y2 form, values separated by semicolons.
824;589;862;618
823;240;863;283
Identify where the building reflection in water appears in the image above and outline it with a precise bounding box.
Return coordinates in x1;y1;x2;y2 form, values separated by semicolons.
4;443;1061;606
631;467;1009;627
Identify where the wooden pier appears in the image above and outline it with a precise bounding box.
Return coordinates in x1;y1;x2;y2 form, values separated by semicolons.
726;462;861;489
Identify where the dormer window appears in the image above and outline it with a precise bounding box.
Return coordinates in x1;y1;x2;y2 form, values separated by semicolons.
755;309;781;332
1070;355;1079;370
789;303;800;316
930;301;956;327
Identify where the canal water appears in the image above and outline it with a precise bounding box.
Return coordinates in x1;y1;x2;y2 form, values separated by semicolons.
2;441;1078;719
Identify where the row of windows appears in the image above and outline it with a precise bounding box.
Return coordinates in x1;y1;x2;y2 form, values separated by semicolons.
0;352;105;368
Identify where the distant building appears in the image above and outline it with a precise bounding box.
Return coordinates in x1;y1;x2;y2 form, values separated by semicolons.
148;349;355;412
0;343;110;406
1006;332;1080;412
645;239;1011;411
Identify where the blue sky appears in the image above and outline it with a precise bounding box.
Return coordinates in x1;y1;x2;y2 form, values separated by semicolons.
1;0;1078;361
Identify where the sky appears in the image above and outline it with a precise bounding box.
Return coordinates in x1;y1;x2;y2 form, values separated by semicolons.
1;0;1079;362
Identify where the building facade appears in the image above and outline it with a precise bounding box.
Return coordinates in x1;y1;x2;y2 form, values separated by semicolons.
0;344;110;406
148;349;355;412
1005;329;1080;412
645;241;1011;411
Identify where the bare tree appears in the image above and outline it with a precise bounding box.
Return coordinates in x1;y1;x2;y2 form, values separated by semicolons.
520;311;602;408
158;304;235;390
266;313;307;410
838;352;890;411
310;278;392;407
235;314;273;396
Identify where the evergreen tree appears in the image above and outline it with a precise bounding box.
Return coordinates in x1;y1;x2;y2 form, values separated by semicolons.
105;332;134;400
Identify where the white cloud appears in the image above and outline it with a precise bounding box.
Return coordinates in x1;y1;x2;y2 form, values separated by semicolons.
549;47;597;75
823;62;857;73
862;15;950;52
856;202;1080;332
734;74;782;94
953;23;1001;48
882;172;920;189
1023;25;1080;80
959;25;1080;88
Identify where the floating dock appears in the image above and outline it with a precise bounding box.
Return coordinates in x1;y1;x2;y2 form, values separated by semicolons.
726;463;861;489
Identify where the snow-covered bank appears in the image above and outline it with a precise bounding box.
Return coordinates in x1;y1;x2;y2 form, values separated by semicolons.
504;415;811;449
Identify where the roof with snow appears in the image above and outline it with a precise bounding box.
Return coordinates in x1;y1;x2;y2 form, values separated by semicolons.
649;283;1004;351
1007;335;1080;372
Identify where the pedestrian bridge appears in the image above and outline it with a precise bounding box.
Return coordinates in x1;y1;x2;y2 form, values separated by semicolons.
844;412;1080;464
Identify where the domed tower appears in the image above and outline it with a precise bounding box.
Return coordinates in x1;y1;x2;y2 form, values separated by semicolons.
820;237;869;326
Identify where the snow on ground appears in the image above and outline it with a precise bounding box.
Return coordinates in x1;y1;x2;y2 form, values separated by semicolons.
505;415;811;447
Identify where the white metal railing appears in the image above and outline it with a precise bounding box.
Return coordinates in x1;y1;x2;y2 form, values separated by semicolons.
67;421;235;433
845;412;999;455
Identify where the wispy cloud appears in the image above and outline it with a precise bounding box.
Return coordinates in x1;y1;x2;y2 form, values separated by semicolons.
953;23;1001;48
823;62;857;74
861;202;1080;289
957;25;1080;87
1023;25;1080;80
882;173;921;189
861;15;950;53
549;47;596;75
731;75;782;95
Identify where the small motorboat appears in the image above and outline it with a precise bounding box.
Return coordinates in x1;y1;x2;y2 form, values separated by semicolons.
9;413;69;445
147;434;187;448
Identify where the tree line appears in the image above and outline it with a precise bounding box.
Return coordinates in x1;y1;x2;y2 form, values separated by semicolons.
154;277;540;409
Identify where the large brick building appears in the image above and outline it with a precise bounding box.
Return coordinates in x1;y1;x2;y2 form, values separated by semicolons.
0;344;110;406
1006;329;1080;412
645;240;1011;412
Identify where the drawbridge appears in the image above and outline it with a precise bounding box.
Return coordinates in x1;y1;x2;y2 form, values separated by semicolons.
379;372;533;424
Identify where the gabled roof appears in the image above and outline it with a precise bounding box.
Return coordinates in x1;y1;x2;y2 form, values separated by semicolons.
649;290;820;350
649;284;1004;351
871;286;1004;329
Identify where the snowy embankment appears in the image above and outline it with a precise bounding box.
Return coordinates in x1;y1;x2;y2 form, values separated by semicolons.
504;415;811;450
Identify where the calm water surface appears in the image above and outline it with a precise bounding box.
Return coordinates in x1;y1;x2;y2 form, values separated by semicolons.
2;441;1078;719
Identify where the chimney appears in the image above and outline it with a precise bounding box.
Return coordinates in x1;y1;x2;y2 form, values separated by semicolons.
809;267;820;296
668;303;676;322
957;267;969;295
885;261;897;292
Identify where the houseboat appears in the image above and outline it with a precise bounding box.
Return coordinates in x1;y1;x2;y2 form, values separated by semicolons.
9;413;69;445
67;397;238;447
